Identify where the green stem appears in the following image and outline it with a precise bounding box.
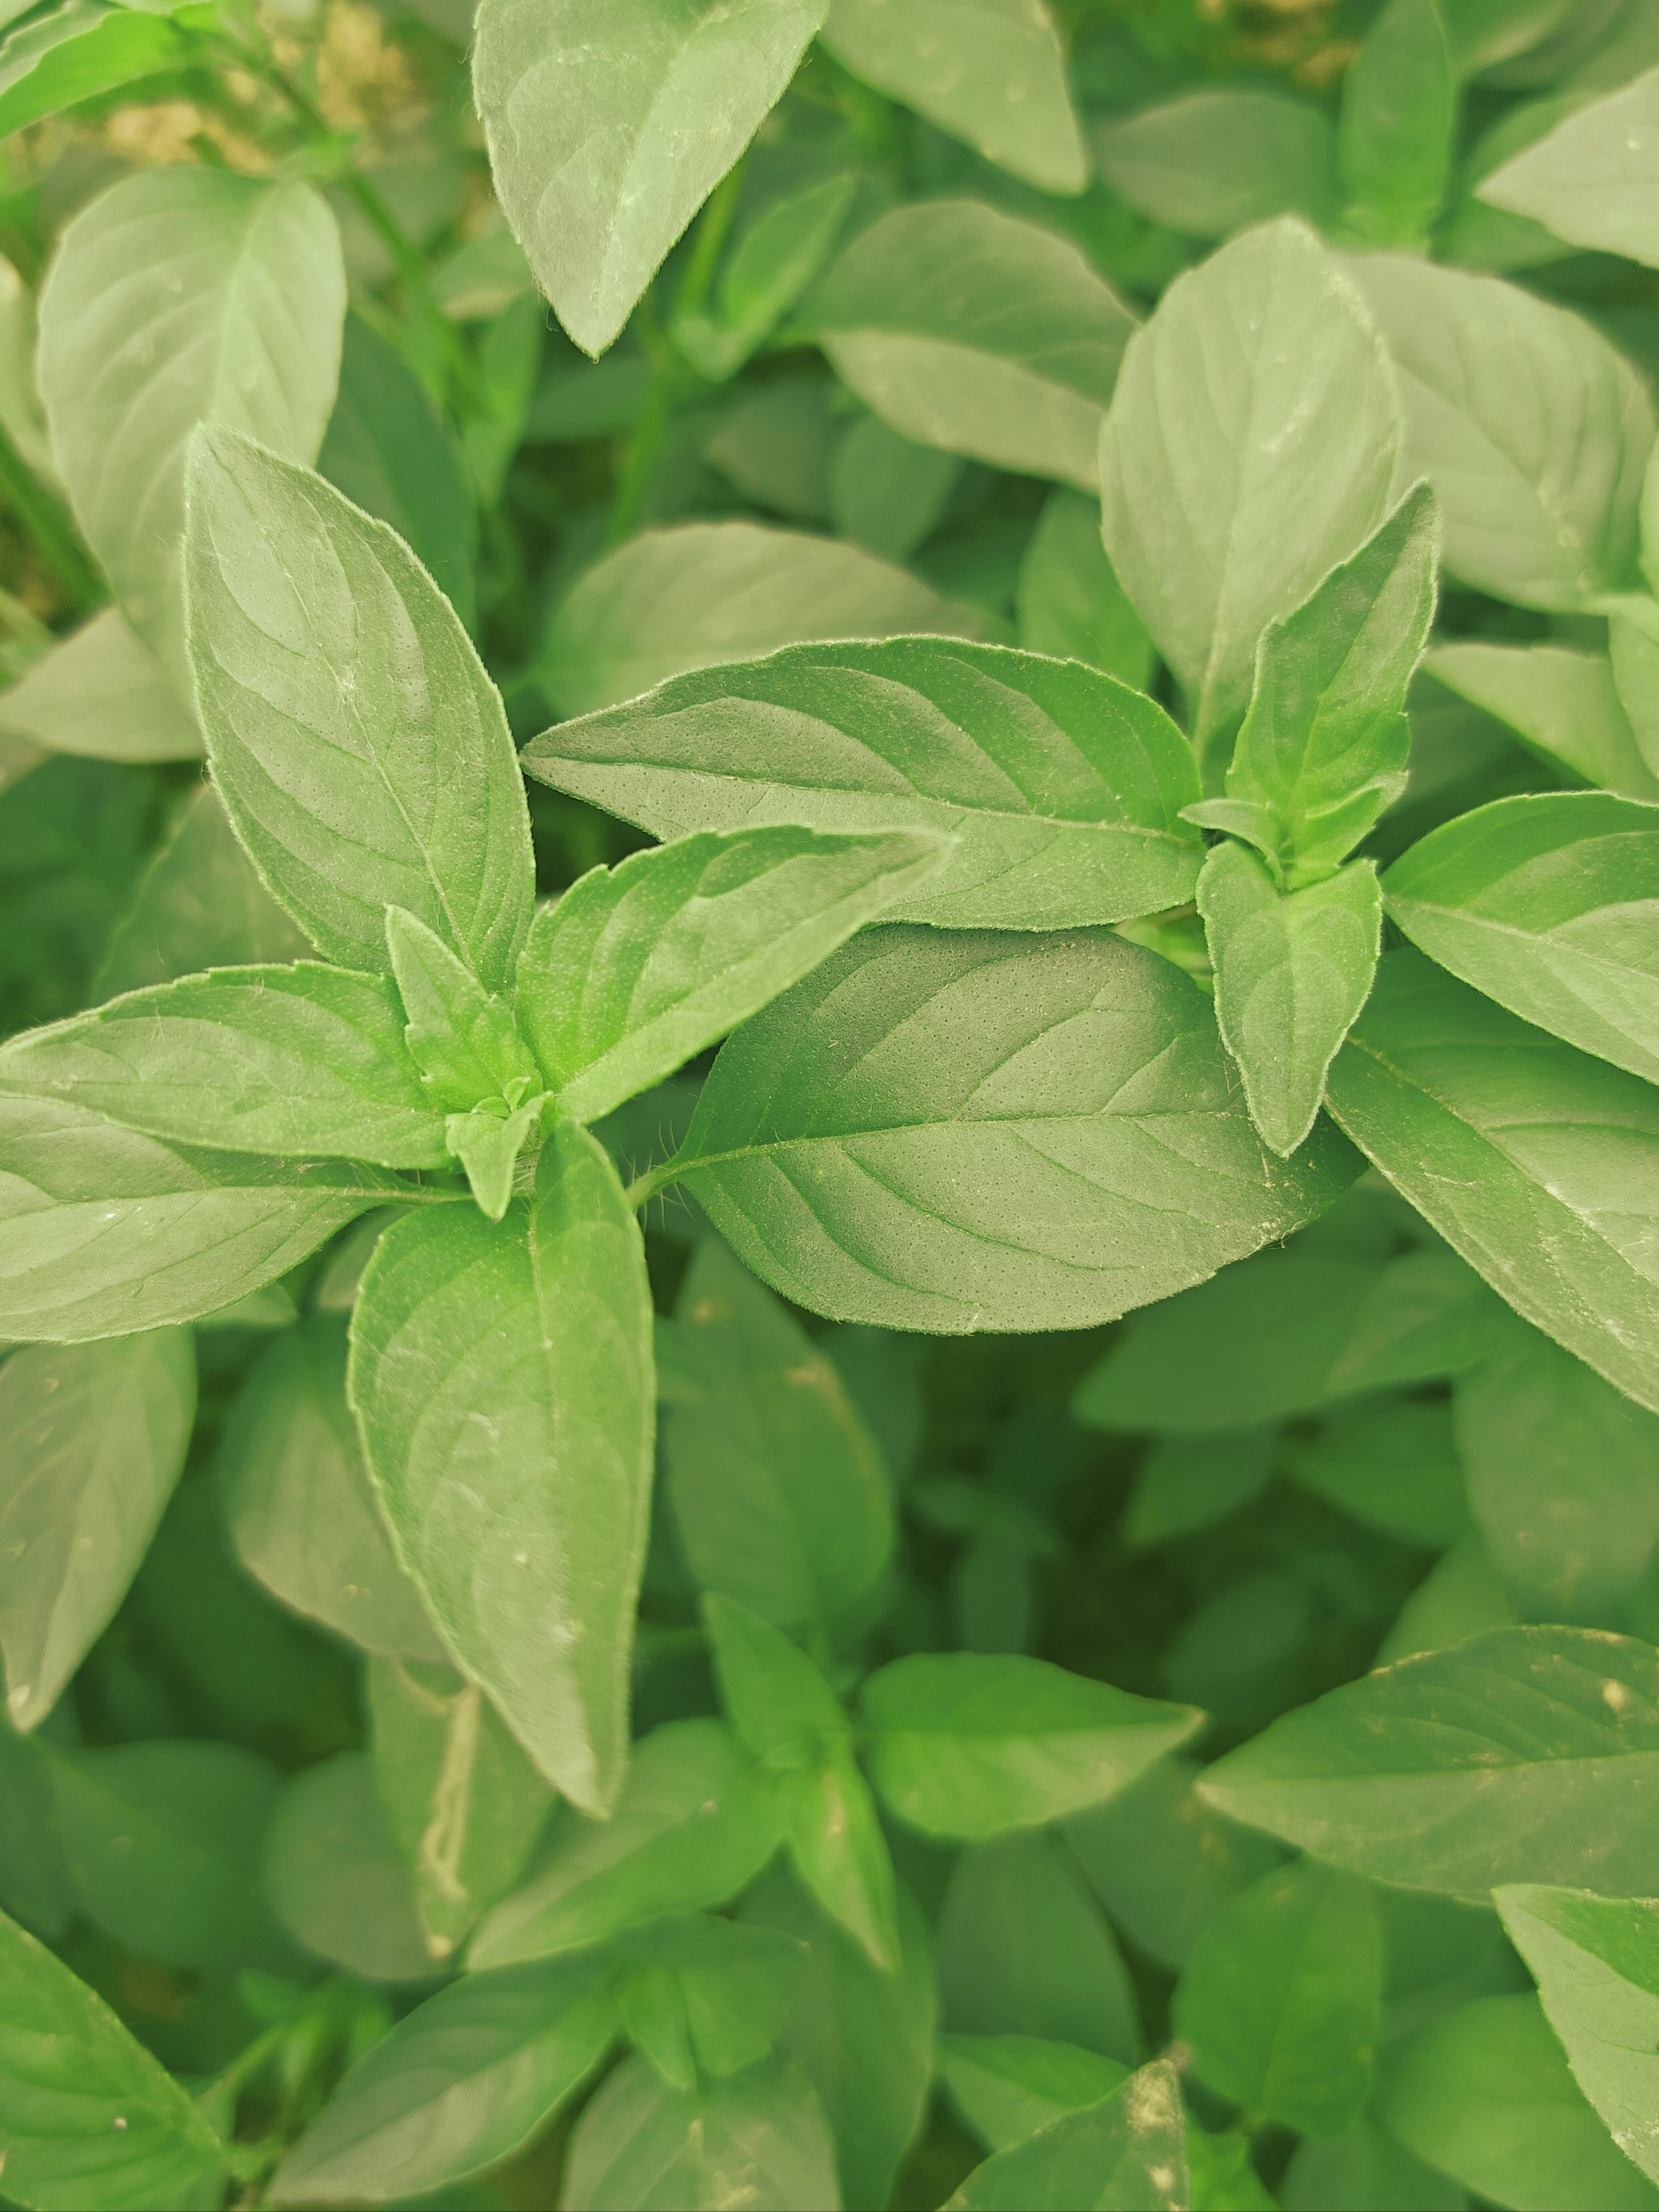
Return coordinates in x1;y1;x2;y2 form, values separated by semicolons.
625;1157;684;1211
0;418;102;611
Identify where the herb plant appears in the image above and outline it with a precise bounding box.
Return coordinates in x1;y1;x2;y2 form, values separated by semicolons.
3;1;1659;2207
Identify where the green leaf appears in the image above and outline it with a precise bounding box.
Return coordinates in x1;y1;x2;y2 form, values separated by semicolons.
0;1093;394;1343
1457;1323;1659;1626
37;168;344;684
1061;1755;1286;1973
1385;1993;1659;2210
859;1652;1203;1841
0;1329;194;1730
217;1315;446;1661
1199;1625;1659;1903
0;2;190;140
349;1121;653;1812
667;926;1354;1333
1287;1396;1470;1549
0;1728;70;1941
524;639;1202;931
1423;640;1659;801
1378;1531;1519;1667
369;1653;554;1961
1174;1860;1382;2137
276;1956;614;2206
0;961;449;1169
96;782;312;998
49;1737;285;1971
1074;1242;1500;1434
469;1719;782;1968
517;825;950;1126
0;608;200;765
443;1094;546;1222
1203;482;1438;879
1095;89;1339;238
262;1750;437;1983
1346;254;1654;611
1200;846;1383;1159
1384;792;1659;1085
1479;64;1659;267
536;520;980;718
946;2061;1188;2211
676;173;857;381
1282;2118;1471;2212
471;0;825;357
740;1867;937;2212
1125;1432;1276;1549
1100;219;1401;766
666;1244;894;1635
821;0;1085;193
1497;1883;1659;2187
613;1914;804;2091
563;2052;841;2212
830;413;959;562
184;428;534;991
810;200;1133;489
941;2035;1129;2154
705;1592;851;1769
1339;0;1456;244
319;310;476;629
939;1831;1140;2063
1016;489;1154;691
0;1902;228;2212
1324;949;1659;1415
384;904;541;1115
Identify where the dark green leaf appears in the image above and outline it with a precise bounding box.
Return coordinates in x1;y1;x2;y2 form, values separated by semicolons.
263;1750;434;1983
1173;1860;1382;2137
941;2034;1128;2154
1288;1397;1469;1549
1340;0;1456;245
1016;490;1154;691
0;2;190;141
612;1914;804;2091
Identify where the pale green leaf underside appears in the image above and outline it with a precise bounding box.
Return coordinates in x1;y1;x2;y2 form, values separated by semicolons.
0;607;200;765
471;0;825;357
537;520;981;719
1100;216;1401;757
524;637;1203;932
37;167;343;685
0;961;447;1169
668;925;1356;1335
1326;949;1659;1413
812;199;1133;490
946;2060;1188;2211
1424;638;1659;801
1479;65;1659;269
821;0;1085;194
0;1329;194;1731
